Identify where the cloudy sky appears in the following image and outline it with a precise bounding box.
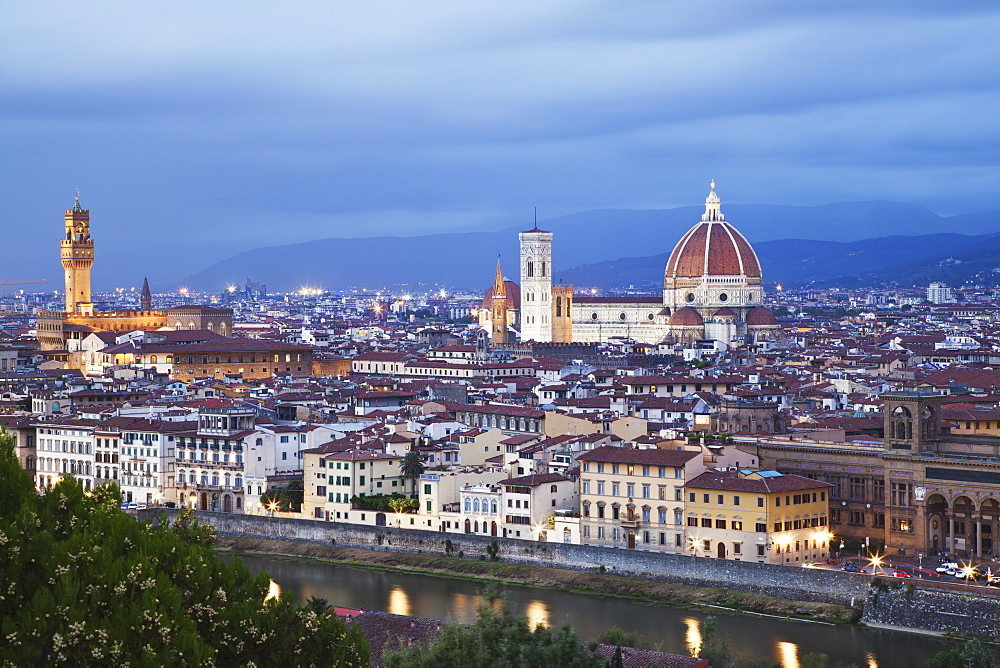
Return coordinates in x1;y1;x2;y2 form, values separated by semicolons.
2;1;998;288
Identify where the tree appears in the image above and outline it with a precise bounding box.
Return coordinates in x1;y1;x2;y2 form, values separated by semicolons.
0;430;369;666
383;597;604;668
399;450;426;497
927;639;998;668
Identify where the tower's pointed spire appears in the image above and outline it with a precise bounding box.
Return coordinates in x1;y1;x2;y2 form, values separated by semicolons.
73;189;83;212
140;276;152;310
492;255;507;299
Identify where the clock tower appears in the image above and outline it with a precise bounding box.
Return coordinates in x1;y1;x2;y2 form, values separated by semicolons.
61;195;95;313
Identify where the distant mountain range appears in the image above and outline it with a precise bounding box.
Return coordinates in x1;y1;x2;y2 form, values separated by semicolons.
180;201;1000;292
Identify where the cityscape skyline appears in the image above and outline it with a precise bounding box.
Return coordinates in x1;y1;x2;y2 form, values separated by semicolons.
2;2;999;288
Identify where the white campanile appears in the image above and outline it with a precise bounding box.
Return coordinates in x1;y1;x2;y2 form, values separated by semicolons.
519;220;553;342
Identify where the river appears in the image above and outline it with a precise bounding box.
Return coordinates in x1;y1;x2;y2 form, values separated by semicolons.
226;552;958;667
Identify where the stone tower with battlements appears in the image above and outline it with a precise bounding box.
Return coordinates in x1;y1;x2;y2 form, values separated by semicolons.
61;195;94;314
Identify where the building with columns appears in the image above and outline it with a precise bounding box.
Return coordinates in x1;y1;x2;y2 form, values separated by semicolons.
740;392;1000;560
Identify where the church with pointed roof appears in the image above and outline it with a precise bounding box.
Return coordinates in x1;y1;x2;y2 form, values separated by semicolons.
480;183;781;348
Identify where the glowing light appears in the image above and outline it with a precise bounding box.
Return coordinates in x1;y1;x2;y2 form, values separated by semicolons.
865;651;878;668
683;617;702;656
777;641;799;668
227;285;237;294
388;585;411;616
178;287;189;296
524;600;550;630
265;579;281;603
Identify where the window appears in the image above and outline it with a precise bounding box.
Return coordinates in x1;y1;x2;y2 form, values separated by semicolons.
597;482;605;496
715;519;726;529
703;493;710;503
687;517;697;527
582;482;590;495
757;545;765;557
701;518;711;528
658;508;667;524
612;483;620;497
626;484;634;497
703;539;711;551
689;492;695;502
733;543;741;554
717;495;724;505
642;485;650;499
731;521;743;531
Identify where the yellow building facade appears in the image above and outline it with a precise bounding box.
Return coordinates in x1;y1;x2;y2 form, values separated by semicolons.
684;469;833;564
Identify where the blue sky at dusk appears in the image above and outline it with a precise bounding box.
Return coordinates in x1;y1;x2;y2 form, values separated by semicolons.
2;1;998;288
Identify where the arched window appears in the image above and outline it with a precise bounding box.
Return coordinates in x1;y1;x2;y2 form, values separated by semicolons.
473;498;480;513
527;259;534;278
491;500;497;514
556;296;562;317
465;498;471;512
150;355;158;364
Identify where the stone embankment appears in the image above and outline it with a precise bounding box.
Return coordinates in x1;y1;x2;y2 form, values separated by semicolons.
140;509;1000;638
143;509;865;606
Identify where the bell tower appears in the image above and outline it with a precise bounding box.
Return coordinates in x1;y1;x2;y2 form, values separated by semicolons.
490;256;509;345
61;194;94;313
882;392;943;451
519;215;553;343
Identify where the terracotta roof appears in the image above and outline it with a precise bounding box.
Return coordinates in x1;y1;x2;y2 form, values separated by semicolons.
685;469;833;493
577;445;700;466
500;473;569;486
665;218;761;278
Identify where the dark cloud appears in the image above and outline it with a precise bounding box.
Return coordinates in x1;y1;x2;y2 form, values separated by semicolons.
1;1;997;288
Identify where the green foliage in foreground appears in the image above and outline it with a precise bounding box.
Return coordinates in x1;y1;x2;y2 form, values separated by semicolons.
0;431;369;666
383;595;604;668
926;639;997;668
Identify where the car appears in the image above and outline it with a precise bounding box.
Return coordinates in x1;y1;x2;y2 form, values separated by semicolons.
936;562;959;573
892;570;913;578
123;502;138;510
136;504;147;510
842;563;866;573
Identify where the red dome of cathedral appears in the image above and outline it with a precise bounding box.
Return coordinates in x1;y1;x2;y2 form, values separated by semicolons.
664;183;761;279
668;306;704;327
746;306;779;326
481;280;521;310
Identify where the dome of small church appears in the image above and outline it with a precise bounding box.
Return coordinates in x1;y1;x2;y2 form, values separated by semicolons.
664;183;761;279
668;306;704;327
713;307;736;319
481;280;521;310
746;306;779;327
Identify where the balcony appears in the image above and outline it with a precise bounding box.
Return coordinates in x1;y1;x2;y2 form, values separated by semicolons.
619;518;640;528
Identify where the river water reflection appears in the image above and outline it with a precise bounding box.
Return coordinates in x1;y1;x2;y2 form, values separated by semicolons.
228;553;956;666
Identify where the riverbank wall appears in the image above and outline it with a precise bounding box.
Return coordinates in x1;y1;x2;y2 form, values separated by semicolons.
141;509;866;607
862;586;1000;638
